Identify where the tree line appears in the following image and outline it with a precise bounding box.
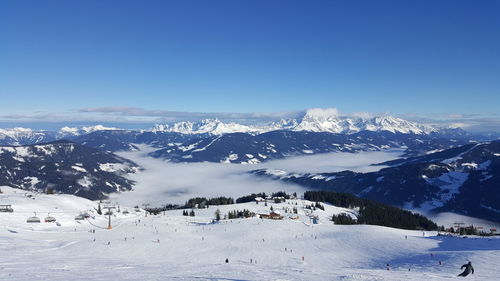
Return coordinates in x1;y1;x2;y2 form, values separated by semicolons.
304;190;438;230
184;196;234;208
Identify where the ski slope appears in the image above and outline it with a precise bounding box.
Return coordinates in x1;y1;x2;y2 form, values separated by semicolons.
1;186;499;281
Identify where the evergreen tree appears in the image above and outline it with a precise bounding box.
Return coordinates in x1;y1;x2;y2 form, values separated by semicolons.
304;190;438;230
189;209;195;217
315;202;325;210
97;203;102;215
215;209;221;221
332;213;356;225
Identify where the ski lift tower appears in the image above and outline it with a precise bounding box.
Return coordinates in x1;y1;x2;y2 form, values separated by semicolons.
142;203;150;217
103;205;116;230
454;221;465;234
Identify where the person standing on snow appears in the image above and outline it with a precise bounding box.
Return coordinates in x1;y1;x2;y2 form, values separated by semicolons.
458;261;474;277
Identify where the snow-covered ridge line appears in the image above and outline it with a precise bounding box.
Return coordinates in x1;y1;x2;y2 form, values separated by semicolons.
151;113;438;136
58;125;121;136
0;125;124;143
0;111;446;140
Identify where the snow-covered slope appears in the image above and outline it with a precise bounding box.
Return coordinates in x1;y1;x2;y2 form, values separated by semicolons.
1;186;499;281
0;141;138;199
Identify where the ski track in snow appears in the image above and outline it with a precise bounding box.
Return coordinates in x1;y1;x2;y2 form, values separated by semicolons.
1;186;500;281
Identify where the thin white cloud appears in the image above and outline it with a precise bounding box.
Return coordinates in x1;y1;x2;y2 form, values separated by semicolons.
304;108;341;118
78;107;303;124
398;113;500;133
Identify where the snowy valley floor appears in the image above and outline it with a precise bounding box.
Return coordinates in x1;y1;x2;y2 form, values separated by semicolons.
1;186;500;281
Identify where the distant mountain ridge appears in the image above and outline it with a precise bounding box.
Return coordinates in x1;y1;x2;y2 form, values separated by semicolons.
0;141;138;199
0;112;473;160
0;111;449;144
148;130;469;164
151;110;438;135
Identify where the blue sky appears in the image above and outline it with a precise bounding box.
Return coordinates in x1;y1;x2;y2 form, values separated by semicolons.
0;0;499;131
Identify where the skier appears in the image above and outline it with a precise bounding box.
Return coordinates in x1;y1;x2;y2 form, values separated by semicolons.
225;258;229;263
458;261;474;277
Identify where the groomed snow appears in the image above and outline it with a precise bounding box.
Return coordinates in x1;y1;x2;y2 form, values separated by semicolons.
1;186;499;281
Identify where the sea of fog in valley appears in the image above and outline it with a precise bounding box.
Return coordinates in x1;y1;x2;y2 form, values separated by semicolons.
110;145;402;206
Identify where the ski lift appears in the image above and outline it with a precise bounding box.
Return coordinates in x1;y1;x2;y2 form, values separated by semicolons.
27;212;41;223
44;213;56;223
74;214;85;220
0;204;13;213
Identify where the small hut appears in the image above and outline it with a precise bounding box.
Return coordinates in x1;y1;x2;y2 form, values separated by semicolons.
259;211;283;220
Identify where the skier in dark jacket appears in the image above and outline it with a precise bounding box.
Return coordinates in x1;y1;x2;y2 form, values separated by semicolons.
458;261;474;277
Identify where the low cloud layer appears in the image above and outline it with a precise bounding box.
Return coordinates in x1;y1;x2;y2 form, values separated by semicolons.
258;150;401;174
109;145;400;207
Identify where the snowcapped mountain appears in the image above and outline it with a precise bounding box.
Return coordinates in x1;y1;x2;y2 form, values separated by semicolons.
152;118;262;135
252;140;500;222
57;125;122;138
0;127;56;146
0;141;138;199
0;110;476;162
0;125;124;146
292;112;436;134
151;110;438;136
